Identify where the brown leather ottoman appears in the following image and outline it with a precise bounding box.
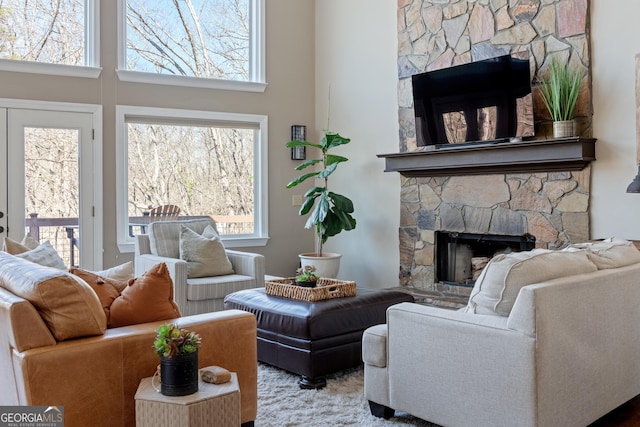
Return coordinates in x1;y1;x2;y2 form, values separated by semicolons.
224;287;413;388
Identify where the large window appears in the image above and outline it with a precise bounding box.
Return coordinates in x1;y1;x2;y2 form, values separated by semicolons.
116;106;268;251
0;0;100;77
118;0;265;91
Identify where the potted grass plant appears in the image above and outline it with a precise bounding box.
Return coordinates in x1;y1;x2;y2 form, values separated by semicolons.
286;131;356;278
153;323;202;396
538;58;586;138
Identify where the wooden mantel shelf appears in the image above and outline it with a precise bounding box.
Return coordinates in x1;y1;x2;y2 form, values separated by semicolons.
377;137;597;177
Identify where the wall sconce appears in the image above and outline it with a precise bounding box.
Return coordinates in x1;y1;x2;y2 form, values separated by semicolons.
290;125;306;160
628;53;640;193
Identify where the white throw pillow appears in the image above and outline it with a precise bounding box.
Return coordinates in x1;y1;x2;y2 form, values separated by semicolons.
179;225;234;278
14;241;67;270
91;261;135;282
569;238;640;270
465;248;597;316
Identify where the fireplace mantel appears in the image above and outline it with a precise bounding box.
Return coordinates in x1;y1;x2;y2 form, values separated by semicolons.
378;137;596;177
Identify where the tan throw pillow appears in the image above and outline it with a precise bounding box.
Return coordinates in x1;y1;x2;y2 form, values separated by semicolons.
0;251;106;341
3;234;40;254
466;248;598;316
69;267;126;321
570;238;640;269
14;241;66;270
179;224;234;278
109;263;181;328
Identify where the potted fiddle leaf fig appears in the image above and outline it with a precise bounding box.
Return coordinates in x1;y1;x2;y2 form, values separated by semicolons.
538;58;586;138
286;131;356;278
153;323;201;396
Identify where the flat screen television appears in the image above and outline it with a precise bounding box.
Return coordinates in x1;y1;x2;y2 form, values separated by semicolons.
412;53;535;147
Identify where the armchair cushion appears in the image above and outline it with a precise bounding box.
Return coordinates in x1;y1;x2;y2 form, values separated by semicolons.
148;218;216;258
466;248;597;316
0;251;105;341
179;224;234;278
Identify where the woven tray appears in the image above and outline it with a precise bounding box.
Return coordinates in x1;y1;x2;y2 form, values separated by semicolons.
265;277;356;302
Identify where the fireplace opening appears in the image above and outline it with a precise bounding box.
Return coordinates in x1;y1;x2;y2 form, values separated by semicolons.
435;231;536;286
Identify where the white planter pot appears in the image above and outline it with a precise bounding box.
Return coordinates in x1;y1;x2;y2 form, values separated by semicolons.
299;252;342;279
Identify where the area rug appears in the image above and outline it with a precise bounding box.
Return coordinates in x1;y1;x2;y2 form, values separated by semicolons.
255;363;440;426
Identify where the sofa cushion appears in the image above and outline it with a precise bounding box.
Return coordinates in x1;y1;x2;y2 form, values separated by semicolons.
69;267;126;320
148;218;217;258
71;263;181;328
13;241;66;270
570;238;640;270
466;248;598;316
108;262;181;328
3;234;39;254
92;261;135;282
0;251;106;341
180;225;234;278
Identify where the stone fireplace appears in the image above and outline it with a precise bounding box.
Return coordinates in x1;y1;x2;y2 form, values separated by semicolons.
391;0;593;296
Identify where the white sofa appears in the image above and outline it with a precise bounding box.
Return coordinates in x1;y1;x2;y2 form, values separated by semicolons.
363;239;640;427
135;218;265;315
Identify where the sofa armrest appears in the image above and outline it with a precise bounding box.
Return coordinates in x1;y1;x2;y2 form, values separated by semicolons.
384;303;536;427
226;250;265;287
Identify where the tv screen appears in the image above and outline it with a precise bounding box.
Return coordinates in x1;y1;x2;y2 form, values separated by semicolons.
412;54;535;147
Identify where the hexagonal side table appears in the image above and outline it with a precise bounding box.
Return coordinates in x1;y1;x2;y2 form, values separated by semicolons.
135;369;240;427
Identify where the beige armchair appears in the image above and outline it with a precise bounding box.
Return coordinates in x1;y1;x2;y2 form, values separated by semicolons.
363;247;640;427
135;218;265;315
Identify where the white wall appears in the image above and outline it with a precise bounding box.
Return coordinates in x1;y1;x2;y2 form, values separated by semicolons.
590;3;640;239
315;0;400;288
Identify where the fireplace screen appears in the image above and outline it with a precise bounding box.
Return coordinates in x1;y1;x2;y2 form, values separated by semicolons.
435;232;536;286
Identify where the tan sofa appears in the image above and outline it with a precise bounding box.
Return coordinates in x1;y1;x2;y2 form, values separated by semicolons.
363;240;640;427
0;254;258;427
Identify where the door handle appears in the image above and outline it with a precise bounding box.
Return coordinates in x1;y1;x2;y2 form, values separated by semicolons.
0;226;4;233
0;211;3;218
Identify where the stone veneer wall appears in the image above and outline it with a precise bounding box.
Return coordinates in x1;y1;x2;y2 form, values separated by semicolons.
396;0;593;291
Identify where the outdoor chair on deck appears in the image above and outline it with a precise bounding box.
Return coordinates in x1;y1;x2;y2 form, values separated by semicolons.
134;218;265;315
149;204;181;221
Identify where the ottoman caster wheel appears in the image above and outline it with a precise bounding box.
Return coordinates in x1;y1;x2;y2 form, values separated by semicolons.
299;376;326;389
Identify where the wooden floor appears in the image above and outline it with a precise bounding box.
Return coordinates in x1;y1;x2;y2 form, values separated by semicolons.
588;394;640;426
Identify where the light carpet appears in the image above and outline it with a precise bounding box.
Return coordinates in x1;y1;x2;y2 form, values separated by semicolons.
255;363;440;427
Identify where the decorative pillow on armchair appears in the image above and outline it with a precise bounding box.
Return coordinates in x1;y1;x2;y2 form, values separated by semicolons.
179;224;234;278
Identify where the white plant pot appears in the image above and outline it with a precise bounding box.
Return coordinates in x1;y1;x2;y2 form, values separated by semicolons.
299;252;342;279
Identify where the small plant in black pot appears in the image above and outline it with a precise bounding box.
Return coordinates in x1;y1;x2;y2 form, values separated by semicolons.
295;265;319;288
153;323;202;396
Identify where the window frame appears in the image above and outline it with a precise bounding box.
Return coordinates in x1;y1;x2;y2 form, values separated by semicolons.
116;0;266;93
0;0;102;78
115;105;269;253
